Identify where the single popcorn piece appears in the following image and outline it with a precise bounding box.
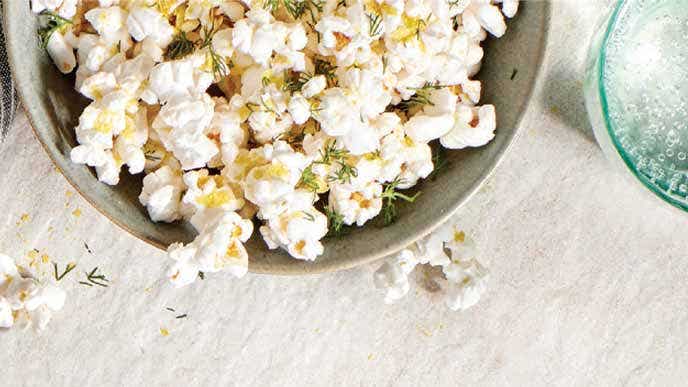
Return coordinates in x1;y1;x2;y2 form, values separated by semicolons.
440;104;497;149
0;254;66;331
328;182;383;226
443;258;489;311
259;195;328;261
167;211;254;287
126;6;175;48
373;249;418;304
46;32;77;74
139;165;187;223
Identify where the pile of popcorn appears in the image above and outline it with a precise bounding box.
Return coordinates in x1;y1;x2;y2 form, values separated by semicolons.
0;255;66;331
374;220;488;310
32;0;517;286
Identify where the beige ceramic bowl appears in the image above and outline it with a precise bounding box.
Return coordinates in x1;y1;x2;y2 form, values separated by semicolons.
4;2;549;274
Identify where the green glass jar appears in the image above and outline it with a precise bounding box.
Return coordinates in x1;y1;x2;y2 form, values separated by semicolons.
584;0;688;213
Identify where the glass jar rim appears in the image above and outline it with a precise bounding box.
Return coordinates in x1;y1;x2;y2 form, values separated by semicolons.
597;0;688;212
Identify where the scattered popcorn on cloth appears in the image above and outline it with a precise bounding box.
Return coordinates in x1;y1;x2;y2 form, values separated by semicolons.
374;221;489;311
0;254;66;331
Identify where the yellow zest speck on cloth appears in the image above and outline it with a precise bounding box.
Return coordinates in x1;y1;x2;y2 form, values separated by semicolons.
16;213;30;226
160;328;170;337
65;190;74;198
72;208;82;217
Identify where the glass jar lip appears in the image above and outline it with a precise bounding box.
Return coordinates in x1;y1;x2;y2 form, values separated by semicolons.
598;0;688;213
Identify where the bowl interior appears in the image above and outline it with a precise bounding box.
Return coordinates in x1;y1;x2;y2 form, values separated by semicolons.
4;2;549;274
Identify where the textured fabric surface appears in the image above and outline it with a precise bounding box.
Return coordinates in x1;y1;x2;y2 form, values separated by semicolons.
0;1;18;140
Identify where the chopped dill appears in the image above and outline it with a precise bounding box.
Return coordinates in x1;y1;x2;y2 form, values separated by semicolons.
176;314;188;319
53;262;76;281
367;13;383;37
165;31;195;60
298;164;320;192
395;82;448;112
80;267;109;287
327;162;358;184
314;140;348;165
427;146;449;181
380;177;421;225
325;207;348;237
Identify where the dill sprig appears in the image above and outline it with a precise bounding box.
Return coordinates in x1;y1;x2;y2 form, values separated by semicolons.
380;177;421;225
395;82;448;112
198;271;205;280
264;0;280;12
37;11;73;49
284;71;313;93
267;0;323;22
53;262;76;281
165;31;195;60
298;164;320;192
367;13;383;37
427;146;449;181
302;211;316;221
314;140;348;165
198;21;231;80
327;162;358;184
325;207;348;237
311;140;359;184
79;267;109;287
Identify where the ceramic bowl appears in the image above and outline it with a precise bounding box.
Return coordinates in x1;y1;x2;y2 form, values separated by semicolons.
4;2;549;274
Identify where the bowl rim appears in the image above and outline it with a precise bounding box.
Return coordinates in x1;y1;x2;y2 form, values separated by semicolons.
5;3;551;275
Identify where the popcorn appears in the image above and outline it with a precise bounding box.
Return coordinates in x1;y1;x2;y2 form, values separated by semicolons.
373;249;418;304
46;32;77;74
167;211;254;287
181;169;245;229
444;258;489;311
85;7;130;46
328;182;383;226
0;254;66;331
152;93;219;170
126;6;175;48
373;224;488;311
139;165;187;223
146;53;214;104
243;141;309;209
440;104;497;149
379;128;433;187
31;0;77;18
34;0;516;272
301;75;327;98
259;198;328;261
459;0;509;38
